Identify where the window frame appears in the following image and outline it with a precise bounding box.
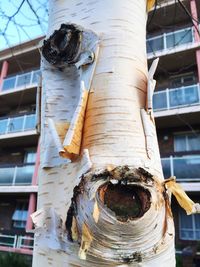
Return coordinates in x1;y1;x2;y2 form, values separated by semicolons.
174;132;200;152
179;210;200;240
170;72;196;88
12;201;28;229
24;147;37;164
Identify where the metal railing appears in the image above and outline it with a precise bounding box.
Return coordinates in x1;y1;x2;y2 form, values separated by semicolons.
153;84;200;111
2;69;41;91
0;113;36;135
0;234;34;250
162;155;200;181
147;26;195;54
0;164;34;186
17;235;34;250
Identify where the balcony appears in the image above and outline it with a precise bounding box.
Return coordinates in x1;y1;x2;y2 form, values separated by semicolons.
1;69;41;92
147;26;198;57
0;234;33;254
0;164;34;186
153;84;200;111
162;156;200;182
153;84;200;128
0;113;36;136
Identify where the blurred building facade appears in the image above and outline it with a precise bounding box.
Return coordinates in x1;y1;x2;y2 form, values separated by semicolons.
148;0;200;265
0;37;42;256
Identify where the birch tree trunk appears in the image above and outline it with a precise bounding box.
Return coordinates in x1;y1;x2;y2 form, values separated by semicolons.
32;0;177;266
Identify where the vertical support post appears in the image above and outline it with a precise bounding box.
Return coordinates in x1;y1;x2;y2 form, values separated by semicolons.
5;117;10;134
170;155;174;176
13;235;17;248
196;50;200;83
190;0;200;82
22;115;27;131
0;61;8;92
163;32;167;51
190;0;200;43
26;141;40;231
31;141;40;186
198;83;200;103
22;115;27;132
12;166;18;186
16;235;21;248
14;75;18;89
166;88;170;109
26;194;37;231
30;71;34;84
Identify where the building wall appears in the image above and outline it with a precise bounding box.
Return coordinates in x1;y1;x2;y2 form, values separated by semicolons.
158;126;200;157
149;0;200;265
0;39;41;255
0;146;36;166
155;69;198;91
0;195;29;235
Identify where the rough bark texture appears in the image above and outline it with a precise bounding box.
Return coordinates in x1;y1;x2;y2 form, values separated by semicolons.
32;0;176;266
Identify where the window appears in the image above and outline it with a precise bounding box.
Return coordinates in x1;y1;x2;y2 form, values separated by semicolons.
16;73;31;88
147;36;164;53
170;73;195;88
24;148;36;164
7;116;24;133
169;85;199;107
12;202;28;229
179;209;200;240
174;133;200;152
2;76;16;91
166;28;193;49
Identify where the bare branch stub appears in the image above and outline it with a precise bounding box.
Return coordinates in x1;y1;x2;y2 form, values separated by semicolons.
42;24;82;67
65;166;153;241
102;183;151;222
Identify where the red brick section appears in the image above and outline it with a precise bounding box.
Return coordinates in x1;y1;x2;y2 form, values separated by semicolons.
190;0;200;83
0;61;8;91
0;246;33;255
26;141;40;231
196;50;200;83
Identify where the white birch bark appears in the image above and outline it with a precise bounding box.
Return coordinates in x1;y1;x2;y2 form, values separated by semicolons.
32;0;177;266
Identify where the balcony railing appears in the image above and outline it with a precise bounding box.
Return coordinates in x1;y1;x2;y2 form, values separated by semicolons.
1;69;41;92
153;84;200;111
0;113;36;135
162;156;200;181
0;234;34;250
147;26;195;54
0;164;34;186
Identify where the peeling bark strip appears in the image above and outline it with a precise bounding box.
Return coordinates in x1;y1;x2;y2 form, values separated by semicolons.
33;0;183;266
40;22;99;167
164;177;200;215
